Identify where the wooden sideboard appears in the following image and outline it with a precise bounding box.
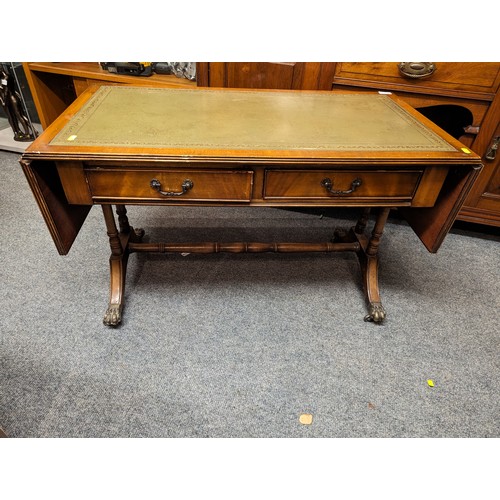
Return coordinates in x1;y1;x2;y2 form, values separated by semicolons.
22;62;500;226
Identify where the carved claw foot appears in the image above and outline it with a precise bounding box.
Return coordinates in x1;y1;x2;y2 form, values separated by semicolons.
364;303;386;323
103;304;122;326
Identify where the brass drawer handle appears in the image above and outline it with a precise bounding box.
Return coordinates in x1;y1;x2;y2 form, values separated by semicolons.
398;62;436;79
320;177;362;195
150;178;194;196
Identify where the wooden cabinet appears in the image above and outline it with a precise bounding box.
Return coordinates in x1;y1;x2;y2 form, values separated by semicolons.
23;61;500;227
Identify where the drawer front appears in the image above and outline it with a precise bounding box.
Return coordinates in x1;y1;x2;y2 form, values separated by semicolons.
87;169;253;202
333;62;500;96
264;170;422;202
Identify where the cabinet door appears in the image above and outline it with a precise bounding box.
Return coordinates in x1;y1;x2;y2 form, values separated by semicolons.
226;62;296;88
461;123;500;224
456;87;500;226
203;62;335;90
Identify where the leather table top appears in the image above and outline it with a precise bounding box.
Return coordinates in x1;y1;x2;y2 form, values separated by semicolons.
49;86;456;152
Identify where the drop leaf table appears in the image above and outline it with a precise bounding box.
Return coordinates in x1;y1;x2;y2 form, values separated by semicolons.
20;86;482;326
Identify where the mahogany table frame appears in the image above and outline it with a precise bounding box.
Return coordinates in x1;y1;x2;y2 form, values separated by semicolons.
20;86;483;326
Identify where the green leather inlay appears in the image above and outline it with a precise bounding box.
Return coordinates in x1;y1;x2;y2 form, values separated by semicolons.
50;86;456;151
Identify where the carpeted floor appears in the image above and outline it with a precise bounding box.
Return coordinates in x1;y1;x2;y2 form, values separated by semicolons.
1;150;499;437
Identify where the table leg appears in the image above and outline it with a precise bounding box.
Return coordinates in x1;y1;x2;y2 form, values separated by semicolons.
354;207;371;235
356;207;391;323
101;204;390;325
115;204;145;242
101;205;144;326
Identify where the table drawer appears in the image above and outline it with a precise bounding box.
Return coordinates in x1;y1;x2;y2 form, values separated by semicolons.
264;169;422;202
87;169;254;202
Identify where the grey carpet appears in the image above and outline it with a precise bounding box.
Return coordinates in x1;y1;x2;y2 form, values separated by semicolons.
1;150;499;438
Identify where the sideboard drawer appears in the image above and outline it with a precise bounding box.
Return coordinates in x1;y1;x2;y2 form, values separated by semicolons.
87;169;254;202
333;63;500;96
264;169;422;204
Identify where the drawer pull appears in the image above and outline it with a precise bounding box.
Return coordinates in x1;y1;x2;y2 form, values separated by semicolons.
398;62;436;79
320;177;362;195
150;178;194;196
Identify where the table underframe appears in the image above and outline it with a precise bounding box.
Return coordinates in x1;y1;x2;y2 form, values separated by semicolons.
101;204;391;327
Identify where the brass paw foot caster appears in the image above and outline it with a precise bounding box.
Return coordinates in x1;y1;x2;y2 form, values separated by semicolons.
103;304;122;326
364;303;386;323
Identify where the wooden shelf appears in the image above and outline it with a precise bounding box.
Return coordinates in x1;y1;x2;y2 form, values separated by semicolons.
23;62;197;128
26;62;197;88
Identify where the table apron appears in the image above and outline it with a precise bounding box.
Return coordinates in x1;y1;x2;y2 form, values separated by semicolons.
55;161;450;208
